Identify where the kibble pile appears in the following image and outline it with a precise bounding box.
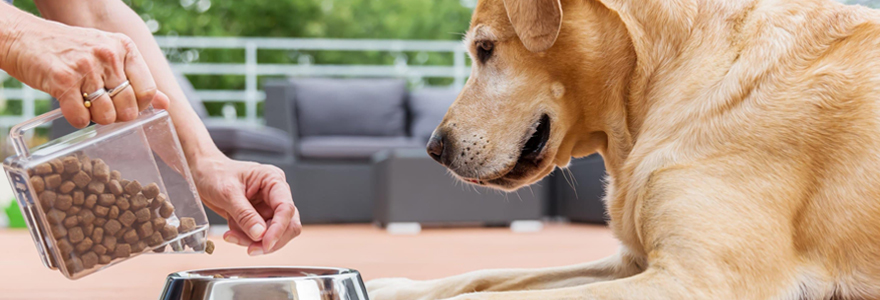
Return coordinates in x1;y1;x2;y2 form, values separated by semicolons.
29;154;204;276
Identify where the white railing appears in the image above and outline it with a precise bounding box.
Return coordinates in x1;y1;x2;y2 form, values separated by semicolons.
0;36;470;127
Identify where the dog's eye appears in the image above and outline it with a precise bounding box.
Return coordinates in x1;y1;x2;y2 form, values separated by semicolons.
476;41;494;64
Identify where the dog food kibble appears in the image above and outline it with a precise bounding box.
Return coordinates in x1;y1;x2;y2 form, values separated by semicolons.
31;176;45;194
107;180;123;196
119;211;136;227
135;208;151;223
45;174;62;189
55;194;73;211
159;201;174;219
114;243;131;259
205;240;215;255
28;154;200;277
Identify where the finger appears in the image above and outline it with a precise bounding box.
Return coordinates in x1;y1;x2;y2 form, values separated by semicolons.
223;218;253;247
97;43;138;122
58;88;91;129
253;201;274;220
118;34;160;109
81;74;116;125
269;208;302;253
151;90;170;110
224;191;268;242
107;81;138;122
258;176;296;253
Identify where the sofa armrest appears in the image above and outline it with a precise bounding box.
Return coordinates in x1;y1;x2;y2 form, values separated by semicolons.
263;79;301;157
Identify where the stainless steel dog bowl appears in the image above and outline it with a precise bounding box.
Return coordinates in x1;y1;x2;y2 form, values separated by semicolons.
160;267;369;300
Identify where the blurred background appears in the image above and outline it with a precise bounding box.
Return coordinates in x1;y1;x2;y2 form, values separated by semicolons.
0;0;877;298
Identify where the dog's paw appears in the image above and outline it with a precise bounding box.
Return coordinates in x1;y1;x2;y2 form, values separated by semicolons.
366;277;445;300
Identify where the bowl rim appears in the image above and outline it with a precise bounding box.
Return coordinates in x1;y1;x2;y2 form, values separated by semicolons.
168;266;362;281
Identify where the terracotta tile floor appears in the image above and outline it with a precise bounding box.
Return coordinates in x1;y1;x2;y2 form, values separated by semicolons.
0;223;617;300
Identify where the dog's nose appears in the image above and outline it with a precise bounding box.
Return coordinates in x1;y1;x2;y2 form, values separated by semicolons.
426;132;447;164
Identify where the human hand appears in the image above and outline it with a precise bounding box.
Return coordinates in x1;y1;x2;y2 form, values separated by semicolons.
2;15;169;128
192;155;301;256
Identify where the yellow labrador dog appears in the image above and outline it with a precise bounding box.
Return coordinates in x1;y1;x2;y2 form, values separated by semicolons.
368;0;880;299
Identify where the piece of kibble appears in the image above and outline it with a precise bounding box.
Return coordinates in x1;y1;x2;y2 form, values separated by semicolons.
72;191;84;206
75;237;93;254
31;176;45;194
59;181;75;194
39;191;56;210
161;225;179;241
94;217;107;227
46;209;66;224
94;205;109;217
119;211;136;227
45;174;62;189
81;156;92;175
62;156;81;174
152;245;167;253
143;183;160;199
134;208;151;223
159;201;174;219
72;171;90;188
110;170;121;181
83;224;94;237
78;210;95;225
150;193;166;210
114;243;131;259
92;159;110;183
123;229;139;244
66;257;83;274
49;159;64;173
124;180;142;196
108;206;119;219
213;274;223;279
115;197;130;211
136;222;153;238
121;179;131;187
130;193;148;211
98;255;112;264
92;227;104;244
146;232;164;247
51;224;67;239
35;163;53;175
87;181;105;194
102;236;117;252
151;217;166;229
84;194;97;209
63;216;79;228
81;251;98;269
178;217;197;233
68;226;84;243
58;239;74;256
107;180;123;196
205;240;215;254
67;206;81;216
114;228;126;239
104;219;122;236
132;241;147;253
92;244;107;256
98;194;115;207
55;194;73;211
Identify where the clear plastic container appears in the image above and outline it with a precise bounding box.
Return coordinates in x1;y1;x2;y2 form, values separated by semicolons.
3;107;209;279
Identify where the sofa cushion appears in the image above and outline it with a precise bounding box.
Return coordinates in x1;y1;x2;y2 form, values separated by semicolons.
409;88;458;142
206;122;292;155
299;136;423;159
291;78;408;137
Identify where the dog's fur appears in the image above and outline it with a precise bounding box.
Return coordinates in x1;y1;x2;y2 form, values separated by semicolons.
367;0;880;299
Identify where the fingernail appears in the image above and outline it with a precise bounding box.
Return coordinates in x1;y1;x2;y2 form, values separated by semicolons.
224;235;243;246
249;224;266;240
249;248;264;256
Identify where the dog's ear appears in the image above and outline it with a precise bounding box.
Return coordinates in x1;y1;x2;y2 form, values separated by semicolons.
502;0;563;52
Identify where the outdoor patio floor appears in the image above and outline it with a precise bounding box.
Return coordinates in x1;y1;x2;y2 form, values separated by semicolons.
0;223;618;300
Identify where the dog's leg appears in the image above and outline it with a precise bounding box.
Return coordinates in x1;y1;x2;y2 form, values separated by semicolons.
367;251;646;300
